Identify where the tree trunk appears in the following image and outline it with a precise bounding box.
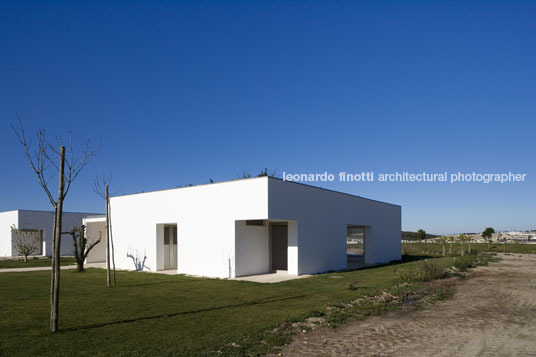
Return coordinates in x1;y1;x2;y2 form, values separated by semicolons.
110;201;116;287
49;205;57;330
24;254;28;262
50;146;65;333
77;261;84;272
442;245;446;257
461;244;465;257
106;185;111;287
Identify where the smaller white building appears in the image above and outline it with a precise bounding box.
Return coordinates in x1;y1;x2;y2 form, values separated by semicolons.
0;209;100;257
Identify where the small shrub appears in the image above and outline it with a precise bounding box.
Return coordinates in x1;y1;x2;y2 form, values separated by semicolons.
434;288;448;301
308;310;324;318
453;256;474;272
419;260;445;281
325;309;349;328
358;299;390;316
395;268;421;282
395;260;446;282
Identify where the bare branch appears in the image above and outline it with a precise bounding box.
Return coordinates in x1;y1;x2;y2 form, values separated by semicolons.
64;136;101;197
93;175;106;199
93;173;120;199
10;114;57;208
63;225;101;272
11;225;40;262
12;114;102;206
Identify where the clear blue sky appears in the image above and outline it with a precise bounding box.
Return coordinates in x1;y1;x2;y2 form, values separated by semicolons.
1;1;534;235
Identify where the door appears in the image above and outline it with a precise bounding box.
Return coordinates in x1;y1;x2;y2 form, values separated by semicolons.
271;224;288;270
164;226;177;269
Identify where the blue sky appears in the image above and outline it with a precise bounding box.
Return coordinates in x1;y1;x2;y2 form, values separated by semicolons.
1;1;534;234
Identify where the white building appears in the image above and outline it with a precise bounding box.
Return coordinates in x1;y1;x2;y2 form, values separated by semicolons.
84;177;401;278
0;209;100;257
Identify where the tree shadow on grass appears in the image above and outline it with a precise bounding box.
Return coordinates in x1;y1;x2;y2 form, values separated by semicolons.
61;294;308;332
115;281;178;288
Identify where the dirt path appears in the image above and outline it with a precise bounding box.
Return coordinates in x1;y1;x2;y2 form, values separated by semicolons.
279;254;536;356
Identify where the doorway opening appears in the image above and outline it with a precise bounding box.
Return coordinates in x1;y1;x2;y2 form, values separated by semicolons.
270;223;288;271
163;225;177;270
347;224;368;269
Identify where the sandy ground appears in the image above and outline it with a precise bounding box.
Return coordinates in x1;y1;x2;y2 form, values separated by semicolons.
278;253;536;356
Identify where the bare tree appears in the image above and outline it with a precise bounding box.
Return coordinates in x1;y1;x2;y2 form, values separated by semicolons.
63;225;101;272
11;114;101;332
11;225;40;262
93;174;119;287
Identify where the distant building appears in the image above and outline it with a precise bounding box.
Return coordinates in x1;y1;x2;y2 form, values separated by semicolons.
0;209;100;257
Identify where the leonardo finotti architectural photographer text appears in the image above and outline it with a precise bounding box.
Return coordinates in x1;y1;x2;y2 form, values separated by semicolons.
282;172;527;184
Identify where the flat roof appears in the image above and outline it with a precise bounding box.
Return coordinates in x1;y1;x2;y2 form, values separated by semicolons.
113;176;400;207
271;177;401;207
84;214;106;219
0;209;103;215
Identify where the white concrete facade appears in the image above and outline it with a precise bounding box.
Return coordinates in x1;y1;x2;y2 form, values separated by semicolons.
84;216;107;263
0;210;99;257
84;177;401;278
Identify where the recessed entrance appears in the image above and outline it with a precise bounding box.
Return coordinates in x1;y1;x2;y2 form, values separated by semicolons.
347;224;369;269
270;223;288;271
164;225;177;269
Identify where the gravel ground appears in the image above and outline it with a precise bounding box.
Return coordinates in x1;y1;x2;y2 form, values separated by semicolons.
277;253;536;356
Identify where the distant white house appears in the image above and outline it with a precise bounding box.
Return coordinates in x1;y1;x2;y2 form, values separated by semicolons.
84;177;401;278
0;210;100;257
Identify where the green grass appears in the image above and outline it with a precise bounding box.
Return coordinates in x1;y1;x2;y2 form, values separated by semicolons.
0;254;484;356
0;257;76;269
403;242;536;256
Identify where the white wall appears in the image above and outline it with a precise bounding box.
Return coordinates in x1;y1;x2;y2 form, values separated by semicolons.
287;220;299;275
106;176;400;278
0;211;18;256
84;219;106;263
0;210;100;257
268;178;401;275
155;224;165;271
19;210;94;256
235;221;269;277
109;177;269;278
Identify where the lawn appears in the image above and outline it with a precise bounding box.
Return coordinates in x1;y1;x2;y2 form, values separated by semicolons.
0;257;76;269
0;255;464;356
